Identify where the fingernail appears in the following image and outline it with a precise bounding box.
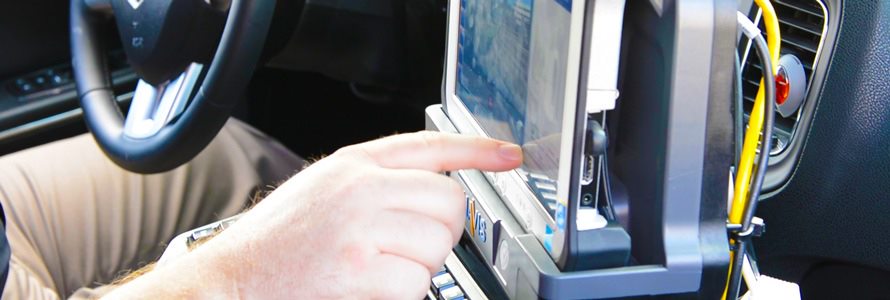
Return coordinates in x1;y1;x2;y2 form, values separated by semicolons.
498;144;522;161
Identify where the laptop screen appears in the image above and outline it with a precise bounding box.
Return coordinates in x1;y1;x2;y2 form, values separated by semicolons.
456;0;573;220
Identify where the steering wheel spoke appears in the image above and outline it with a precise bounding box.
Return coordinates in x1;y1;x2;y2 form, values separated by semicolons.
124;64;203;139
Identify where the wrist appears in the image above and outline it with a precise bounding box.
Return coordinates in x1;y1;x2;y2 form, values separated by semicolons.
179;236;246;298
102;240;242;299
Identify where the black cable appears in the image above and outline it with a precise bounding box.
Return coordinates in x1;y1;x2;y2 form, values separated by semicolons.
741;33;776;232
734;53;744;167
727;31;776;300
745;240;761;277
597;119;618;222
601;151;618;221
726;238;748;300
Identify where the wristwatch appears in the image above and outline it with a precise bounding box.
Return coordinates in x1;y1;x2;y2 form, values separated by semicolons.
156;214;242;267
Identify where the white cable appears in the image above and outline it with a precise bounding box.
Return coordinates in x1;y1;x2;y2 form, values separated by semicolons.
737;11;762;39
742;253;758;290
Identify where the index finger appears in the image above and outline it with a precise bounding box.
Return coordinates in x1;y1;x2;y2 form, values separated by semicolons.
347;131;523;172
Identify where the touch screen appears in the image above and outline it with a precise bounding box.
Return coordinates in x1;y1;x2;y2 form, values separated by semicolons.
456;0;573;219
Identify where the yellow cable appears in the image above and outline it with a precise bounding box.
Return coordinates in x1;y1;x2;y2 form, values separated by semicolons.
732;0;781;225
723;0;781;299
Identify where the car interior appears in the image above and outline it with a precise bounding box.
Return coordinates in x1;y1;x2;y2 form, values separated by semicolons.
1;0;890;298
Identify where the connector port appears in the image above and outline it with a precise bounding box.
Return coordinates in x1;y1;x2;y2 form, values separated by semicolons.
581;154;595;185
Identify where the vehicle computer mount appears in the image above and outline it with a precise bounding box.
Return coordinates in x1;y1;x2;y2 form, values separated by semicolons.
426;0;736;298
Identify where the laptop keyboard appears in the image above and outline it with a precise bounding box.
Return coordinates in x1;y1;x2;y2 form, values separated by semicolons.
426;252;487;300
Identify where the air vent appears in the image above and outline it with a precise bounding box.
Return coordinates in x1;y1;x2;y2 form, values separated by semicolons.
739;0;827;154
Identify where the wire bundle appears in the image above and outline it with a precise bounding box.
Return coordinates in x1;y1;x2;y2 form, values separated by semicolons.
724;0;782;298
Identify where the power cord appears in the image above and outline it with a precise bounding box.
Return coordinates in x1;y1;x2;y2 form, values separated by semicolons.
724;11;778;300
600;136;618;221
731;0;781;228
734;53;744;166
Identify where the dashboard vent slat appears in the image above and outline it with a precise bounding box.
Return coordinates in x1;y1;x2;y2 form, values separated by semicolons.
777;15;822;36
773;0;823;18
781;34;819;54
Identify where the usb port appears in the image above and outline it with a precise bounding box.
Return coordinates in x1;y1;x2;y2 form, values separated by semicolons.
581;154;595;185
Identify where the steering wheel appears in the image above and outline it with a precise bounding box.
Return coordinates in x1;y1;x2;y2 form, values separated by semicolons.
70;0;275;173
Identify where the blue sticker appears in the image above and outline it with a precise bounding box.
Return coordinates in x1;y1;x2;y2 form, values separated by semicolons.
555;203;567;230
554;0;571;11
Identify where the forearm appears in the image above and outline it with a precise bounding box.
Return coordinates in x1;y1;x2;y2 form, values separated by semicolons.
101;243;241;299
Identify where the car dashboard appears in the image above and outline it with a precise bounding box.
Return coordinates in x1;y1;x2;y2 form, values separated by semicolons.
2;0;890;298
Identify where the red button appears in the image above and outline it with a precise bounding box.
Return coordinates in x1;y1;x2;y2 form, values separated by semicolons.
776;69;790;105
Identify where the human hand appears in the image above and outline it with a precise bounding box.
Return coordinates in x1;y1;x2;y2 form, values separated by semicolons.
224;131;521;298
110;131;522;299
